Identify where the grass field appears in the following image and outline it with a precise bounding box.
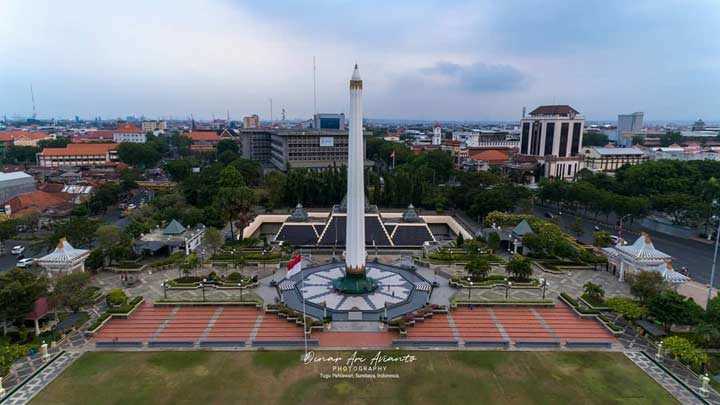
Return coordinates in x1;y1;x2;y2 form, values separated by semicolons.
32;351;676;405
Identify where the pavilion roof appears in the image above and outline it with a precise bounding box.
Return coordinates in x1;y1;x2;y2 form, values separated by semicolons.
616;233;670;262
38;238;90;264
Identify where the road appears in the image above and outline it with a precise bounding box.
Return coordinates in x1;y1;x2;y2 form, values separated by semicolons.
0;238;47;272
533;206;719;287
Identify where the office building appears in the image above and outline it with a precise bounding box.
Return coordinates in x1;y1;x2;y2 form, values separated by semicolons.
432;124;442;146
270;129;369;171
237;129;272;164
617;112;644;146
518;105;585;180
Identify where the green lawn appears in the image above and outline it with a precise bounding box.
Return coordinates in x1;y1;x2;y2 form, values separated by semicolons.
32;351;676;405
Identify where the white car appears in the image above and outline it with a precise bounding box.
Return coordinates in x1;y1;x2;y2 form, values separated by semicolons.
11;245;25;255
16;258;34;268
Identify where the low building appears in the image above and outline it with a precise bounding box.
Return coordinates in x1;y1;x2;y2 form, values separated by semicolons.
467;149;510;167
0;171;36;204
0;130;52;149
35;238;90;276
133;219;206;256
601;233;688;284
4;190;73;218
238;129;273;164
313;113;346;130
37;143;118;167
113;123;146;143
582;146;648;173
188;130;223;153
71;130;114;143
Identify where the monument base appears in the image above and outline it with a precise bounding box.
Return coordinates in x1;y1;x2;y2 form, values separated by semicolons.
332;272;378;295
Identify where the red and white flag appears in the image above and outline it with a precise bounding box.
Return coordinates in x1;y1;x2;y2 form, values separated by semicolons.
287;254;302;278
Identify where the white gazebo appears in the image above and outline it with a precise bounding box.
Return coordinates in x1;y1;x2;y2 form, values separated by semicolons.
35;238;90;276
602;232;689;284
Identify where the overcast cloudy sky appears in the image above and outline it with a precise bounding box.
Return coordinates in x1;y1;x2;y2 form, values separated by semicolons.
1;0;719;121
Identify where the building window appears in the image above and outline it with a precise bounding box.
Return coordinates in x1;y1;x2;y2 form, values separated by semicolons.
559;123;569;157
571;122;582;156
521;122;530;154
544;123;555;156
531;121;541;155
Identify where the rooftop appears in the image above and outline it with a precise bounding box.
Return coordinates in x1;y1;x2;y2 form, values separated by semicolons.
115;123;142;133
188;130;222;142
40;143;118;156
590;147;646;156
529;105;580;117
0;171;33;182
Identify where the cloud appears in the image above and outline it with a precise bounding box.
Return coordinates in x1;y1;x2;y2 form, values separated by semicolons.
419;62;528;92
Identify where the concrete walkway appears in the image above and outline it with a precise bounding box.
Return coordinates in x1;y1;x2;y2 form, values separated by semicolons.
624;351;704;405
2;351;82;405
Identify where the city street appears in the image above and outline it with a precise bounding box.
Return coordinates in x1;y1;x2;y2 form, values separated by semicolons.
533;206;720;287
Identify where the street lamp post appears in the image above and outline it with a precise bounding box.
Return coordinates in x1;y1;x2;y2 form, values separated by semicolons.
201;278;206;302
468;281;474;301
238;283;243;302
707;206;720;307
162;281;167;299
506;281;512;300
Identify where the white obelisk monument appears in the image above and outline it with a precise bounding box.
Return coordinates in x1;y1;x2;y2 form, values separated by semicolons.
345;64;366;275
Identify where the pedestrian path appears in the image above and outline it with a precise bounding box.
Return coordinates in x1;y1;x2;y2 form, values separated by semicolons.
1;351;82;405
624;351;704;405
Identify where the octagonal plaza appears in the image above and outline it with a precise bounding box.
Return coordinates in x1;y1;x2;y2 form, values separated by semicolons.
278;261;432;322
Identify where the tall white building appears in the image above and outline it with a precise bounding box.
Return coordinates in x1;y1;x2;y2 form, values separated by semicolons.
617;112;644;146
519;105;585;180
432;124;442;145
345;65;366;275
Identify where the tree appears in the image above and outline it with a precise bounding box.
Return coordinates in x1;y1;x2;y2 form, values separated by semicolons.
214;166;255;241
570;217;584;237
593;231;612;247
0;269;49;334
181;253;200;276
95;225;131;265
52;272;95;313
88;183;122;214
216;139;239;156
204;227;224;255
466;257;491;281
582;282;605;305
106;289;128;307
0;220;17;255
649;290;703;332
627;271;667;304
582;132;609;147
455;233;465;248
506;255;532;281
165;159;195;182
117;142;161;168
487;232;501;252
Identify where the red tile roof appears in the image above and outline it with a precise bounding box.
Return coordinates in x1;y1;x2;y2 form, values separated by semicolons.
7;190;71;217
0;130;50;142
188;131;221;142
40;143;117;156
115;123;142;133
468;149;510;164
73;130;114;142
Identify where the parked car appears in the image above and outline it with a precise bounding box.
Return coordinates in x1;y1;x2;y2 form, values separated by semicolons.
10;245;25;255
610;235;621;245
16;258;34;268
544;212;554;219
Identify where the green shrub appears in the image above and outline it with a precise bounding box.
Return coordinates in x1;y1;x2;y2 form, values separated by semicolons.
506;255;532;281
663;336;708;372
605;297;646;321
582;282;605;306
228;272;243;283
106;289;128;307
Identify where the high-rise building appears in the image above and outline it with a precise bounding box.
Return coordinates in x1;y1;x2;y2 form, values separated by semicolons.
518;105;585;180
242;115;260;129
617;112;644;146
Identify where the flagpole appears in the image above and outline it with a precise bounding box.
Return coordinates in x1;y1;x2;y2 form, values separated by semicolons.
301;252;308;357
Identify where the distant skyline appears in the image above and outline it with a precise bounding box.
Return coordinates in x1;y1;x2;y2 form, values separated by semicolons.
1;0;719;121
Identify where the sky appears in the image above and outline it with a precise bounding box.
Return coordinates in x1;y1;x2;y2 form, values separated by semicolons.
1;0;719;121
